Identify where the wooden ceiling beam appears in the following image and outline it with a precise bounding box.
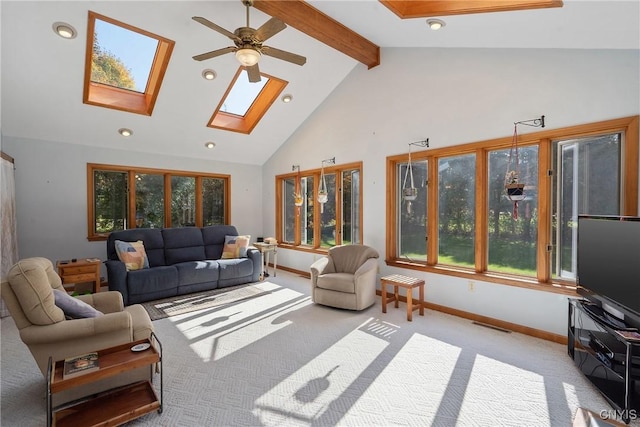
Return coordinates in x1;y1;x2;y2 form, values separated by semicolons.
252;0;380;69
379;0;563;18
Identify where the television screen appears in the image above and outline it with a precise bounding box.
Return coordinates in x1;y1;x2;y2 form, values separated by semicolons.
577;215;640;319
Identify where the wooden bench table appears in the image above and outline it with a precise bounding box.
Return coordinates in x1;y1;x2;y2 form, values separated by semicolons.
381;274;425;321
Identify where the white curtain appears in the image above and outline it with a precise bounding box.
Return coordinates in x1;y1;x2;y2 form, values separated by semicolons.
1;152;19;317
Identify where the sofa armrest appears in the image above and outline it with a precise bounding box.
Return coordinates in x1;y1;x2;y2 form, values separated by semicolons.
105;260;129;306
310;257;330;285
247;247;262;282
77;291;125;314
19;311;132;344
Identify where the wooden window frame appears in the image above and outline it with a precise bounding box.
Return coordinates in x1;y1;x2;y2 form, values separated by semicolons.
87;163;230;241
83;11;175;116
208;67;288;134
276;162;363;253
386;116;639;295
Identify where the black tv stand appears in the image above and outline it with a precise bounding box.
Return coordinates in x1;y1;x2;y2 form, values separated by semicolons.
568;299;640;424
581;301;637;332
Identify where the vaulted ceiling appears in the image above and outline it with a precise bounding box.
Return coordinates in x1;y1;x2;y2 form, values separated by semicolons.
2;1;638;165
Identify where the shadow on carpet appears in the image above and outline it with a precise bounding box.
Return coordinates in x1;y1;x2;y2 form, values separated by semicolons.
141;283;269;320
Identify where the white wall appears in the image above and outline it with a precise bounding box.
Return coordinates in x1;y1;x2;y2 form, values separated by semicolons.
2;136;263;280
262;47;640;336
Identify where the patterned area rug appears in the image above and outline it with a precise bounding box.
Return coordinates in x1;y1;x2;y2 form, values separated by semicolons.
140;282;269;320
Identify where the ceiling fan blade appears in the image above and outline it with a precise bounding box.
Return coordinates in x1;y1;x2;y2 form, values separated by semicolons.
255;17;286;42
192;16;241;43
246;64;262;83
193;46;236;61
261;46;306;66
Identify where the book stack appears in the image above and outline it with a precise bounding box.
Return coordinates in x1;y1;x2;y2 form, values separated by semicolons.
63;352;99;379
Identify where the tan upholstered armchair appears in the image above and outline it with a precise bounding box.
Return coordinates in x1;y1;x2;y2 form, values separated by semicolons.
310;244;380;311
1;257;154;404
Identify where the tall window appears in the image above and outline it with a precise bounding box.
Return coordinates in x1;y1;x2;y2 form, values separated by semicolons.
386;116;638;291
88;164;229;240
439;154;476;268
276;162;362;250
552;133;621;280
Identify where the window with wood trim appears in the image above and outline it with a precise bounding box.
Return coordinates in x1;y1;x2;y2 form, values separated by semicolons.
84;11;174;116
208;67;287;134
87;164;229;240
276;162;363;250
386;116;639;291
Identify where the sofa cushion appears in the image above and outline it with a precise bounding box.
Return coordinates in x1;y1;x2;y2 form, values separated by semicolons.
174;260;220;286
114;240;149;271
127;266;179;296
7;258;66;325
107;228;166;267
218;258;254;281
53;289;104;318
202;225;238;259
221;235;251;259
163;227;206;265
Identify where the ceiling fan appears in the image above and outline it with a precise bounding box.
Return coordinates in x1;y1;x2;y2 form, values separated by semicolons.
192;0;306;83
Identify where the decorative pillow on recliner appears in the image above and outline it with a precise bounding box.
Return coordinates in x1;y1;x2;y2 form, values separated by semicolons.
53;289;104;319
221;235;251;259
114;240;149;271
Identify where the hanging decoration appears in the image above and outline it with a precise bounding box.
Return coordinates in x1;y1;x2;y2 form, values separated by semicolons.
318;157;335;213
292;165;303;207
505;115;545;220
403;139;429;214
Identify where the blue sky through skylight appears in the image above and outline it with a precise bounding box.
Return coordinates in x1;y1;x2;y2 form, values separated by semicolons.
221;70;269;116
94;19;157;93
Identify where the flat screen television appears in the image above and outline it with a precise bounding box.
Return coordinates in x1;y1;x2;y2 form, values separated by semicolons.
577;215;640;328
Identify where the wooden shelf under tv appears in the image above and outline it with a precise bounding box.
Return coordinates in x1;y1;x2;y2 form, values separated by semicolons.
47;334;163;427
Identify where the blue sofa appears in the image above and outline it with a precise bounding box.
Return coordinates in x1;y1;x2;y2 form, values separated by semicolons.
105;225;261;305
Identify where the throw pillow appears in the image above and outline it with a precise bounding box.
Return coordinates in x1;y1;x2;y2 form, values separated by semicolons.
221;235;251;259
53;289;104;319
114;240;149;271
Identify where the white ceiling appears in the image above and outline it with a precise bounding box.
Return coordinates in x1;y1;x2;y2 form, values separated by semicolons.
2;1;639;165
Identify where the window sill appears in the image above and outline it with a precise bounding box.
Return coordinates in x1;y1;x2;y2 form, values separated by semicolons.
385;259;578;297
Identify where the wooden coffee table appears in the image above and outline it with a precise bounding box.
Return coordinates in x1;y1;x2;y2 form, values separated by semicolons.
381;274;425;321
47;334;163;427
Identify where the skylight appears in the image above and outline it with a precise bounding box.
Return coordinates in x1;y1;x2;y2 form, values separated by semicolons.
220;70;269;117
92;19;157;93
208;67;287;135
83;11;175;116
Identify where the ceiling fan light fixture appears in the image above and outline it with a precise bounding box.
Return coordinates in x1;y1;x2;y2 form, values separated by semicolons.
426;19;446;31
52;22;77;39
202;69;217;80
235;48;261;67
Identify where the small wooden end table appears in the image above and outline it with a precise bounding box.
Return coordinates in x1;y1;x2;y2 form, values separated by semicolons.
381;274;425;321
57;258;101;294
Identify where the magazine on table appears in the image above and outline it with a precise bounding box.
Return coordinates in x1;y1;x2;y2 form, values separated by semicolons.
63;352;99;379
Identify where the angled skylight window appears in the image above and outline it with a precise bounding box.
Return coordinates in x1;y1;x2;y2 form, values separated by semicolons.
209;67;287;135
220;70;269;116
91;19;157;93
84;11;175;116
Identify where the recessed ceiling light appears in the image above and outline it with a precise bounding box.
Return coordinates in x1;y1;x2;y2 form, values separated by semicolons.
52;22;77;39
281;94;293;103
205;142;216;149
426;19;446;31
118;128;133;137
202;69;217;80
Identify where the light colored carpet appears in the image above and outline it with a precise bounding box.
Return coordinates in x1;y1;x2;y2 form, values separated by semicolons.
1;271;636;426
141;283;272;320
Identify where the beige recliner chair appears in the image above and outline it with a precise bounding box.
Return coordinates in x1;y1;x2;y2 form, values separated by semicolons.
310;244;379;311
1;257;154;404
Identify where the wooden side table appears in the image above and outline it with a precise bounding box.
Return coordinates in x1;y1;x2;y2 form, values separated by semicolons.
381;274;425;321
56;258;101;294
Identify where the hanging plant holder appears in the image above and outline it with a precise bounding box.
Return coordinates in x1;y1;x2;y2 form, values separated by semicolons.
402;139;429;214
318;157;334;213
292;165;304;207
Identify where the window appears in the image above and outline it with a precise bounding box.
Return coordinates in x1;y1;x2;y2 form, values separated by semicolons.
88;164;229;240
208;67;287;134
386;116;638;292
84;11;175;115
276;162;363;250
